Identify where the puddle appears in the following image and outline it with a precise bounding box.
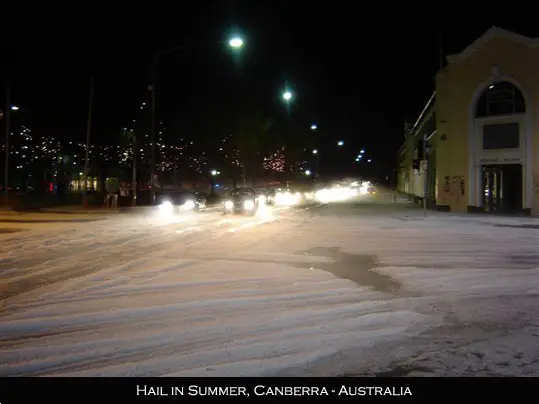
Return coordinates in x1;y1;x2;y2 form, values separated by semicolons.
294;246;416;297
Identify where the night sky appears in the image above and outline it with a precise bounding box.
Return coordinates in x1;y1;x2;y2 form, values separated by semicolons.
1;5;535;179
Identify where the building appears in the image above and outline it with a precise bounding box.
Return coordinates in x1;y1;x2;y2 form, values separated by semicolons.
398;26;539;216
398;93;436;204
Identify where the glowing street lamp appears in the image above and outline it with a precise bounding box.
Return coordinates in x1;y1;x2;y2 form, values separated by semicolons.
337;140;344;146
283;91;292;102
360;149;365;154
367;159;372;163
312;149;318;155
310;124;317;130
305;170;311;176
149;32;246;205
229;37;244;48
10;105;19;111
211;170;220;176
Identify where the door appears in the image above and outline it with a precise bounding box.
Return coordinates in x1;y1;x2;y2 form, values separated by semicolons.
502;164;522;212
482;164;523;213
482;165;502;212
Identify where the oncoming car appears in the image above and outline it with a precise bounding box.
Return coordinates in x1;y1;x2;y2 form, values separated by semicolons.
157;191;207;214
223;188;261;215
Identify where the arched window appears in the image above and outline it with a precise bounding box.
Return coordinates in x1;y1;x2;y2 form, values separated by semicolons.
475;81;525;118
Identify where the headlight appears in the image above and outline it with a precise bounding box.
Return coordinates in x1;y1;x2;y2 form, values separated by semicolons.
182;200;195;210
224;200;234;210
158;200;174;213
243;199;255;210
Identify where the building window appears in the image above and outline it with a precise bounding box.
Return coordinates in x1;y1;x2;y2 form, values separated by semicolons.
482;122;519;150
475;81;525;118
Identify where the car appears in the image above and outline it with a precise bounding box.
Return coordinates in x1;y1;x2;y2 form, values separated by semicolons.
223;188;260;215
257;188;276;205
157;191;207;213
266;189;276;205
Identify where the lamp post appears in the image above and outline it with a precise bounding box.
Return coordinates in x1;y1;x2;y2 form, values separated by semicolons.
82;75;94;208
148;36;244;205
210;169;220;196
3;83;9;208
3;82;19;208
312;149;320;178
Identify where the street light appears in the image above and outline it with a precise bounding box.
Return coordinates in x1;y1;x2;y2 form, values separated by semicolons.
229;37;244;48
367;159;372;163
310;124;317;130
360;149;365;154
337;140;344;146
312;149;318;155
210;169;220;196
149;35;244;204
305;170;311;176
283;91;292;101
3;86;18;208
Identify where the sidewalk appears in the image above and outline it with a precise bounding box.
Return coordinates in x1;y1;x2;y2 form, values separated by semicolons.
38;205;151;214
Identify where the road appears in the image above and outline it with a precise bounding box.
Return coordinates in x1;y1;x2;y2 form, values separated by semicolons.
1;190;539;376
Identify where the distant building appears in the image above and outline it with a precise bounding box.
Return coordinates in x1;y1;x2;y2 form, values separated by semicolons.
398;26;539;216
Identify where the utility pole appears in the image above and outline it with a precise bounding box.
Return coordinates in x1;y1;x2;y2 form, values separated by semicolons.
423;133;428;216
83;75;95;208
132;131;137;206
4;82;10;208
149;54;157;205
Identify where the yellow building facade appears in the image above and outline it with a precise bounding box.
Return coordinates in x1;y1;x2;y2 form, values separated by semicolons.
402;27;539;216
